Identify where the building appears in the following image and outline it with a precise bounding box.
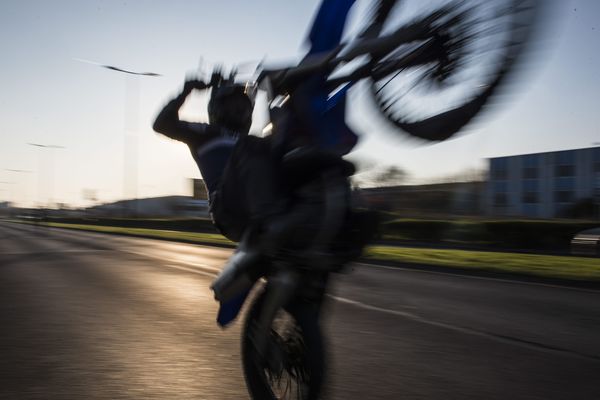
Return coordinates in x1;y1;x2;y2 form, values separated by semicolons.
486;146;600;218
357;181;484;217
88;196;209;218
0;201;9;216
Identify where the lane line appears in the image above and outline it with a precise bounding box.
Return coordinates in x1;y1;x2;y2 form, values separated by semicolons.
353;262;600;294
6;222;599;360
163;264;220;279
328;294;600;363
121;248;222;275
147;258;600;362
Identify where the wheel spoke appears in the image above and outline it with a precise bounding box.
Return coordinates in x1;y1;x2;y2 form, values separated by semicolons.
367;0;537;136
254;308;312;400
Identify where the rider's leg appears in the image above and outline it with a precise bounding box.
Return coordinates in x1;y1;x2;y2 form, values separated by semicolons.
210;135;287;243
230;135;322;255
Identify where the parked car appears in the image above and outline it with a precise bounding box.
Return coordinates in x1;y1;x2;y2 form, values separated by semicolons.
571;228;600;256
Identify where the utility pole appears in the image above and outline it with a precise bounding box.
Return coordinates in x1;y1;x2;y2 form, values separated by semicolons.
75;59;160;217
5;169;32;208
28;143;65;210
0;182;15;216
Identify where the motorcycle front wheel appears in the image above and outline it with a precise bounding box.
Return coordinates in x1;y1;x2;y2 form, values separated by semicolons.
363;0;541;141
242;288;325;400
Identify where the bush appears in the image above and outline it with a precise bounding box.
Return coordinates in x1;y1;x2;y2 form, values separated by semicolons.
380;218;599;250
42;216;600;252
480;220;599;250
381;219;454;242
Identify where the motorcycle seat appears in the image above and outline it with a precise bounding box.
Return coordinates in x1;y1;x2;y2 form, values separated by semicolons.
282;147;355;183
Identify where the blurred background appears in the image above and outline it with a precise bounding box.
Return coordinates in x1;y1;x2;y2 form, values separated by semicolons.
0;0;598;215
1;0;599;255
1;1;599;399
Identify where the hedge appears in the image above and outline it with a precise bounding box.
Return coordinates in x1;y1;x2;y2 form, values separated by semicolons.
44;217;218;233
382;218;599;250
40;216;599;251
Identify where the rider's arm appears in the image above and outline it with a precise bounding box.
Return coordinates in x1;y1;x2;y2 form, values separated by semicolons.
153;80;215;145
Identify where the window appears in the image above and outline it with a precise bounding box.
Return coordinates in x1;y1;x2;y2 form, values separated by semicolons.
522;204;537;217
555;151;575;165
555;164;575;177
555;177;575;191
522;192;538;204
490;158;508;180
555;191;573;203
494;193;507;207
522;180;538;203
522;154;539;179
523;179;538;192
492;168;507;180
523;167;538;179
554;151;575;177
523;155;538;167
494;181;508;193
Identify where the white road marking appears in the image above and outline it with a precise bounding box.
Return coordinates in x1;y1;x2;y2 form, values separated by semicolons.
354;262;600;294
164;264;220;279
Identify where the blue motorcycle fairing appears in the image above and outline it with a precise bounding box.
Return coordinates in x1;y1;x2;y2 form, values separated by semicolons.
299;0;359;156
307;0;356;55
217;288;251;327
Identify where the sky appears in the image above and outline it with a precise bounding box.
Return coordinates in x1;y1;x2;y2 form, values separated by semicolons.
0;0;598;208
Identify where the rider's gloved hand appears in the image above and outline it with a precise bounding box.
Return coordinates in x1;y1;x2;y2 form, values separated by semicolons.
210;70;223;86
183;78;209;94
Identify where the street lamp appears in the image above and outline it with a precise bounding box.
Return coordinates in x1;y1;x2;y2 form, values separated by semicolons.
28;143;65;209
75;58;161;217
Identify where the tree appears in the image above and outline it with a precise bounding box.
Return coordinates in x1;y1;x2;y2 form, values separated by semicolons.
352;165;408;188
373;166;407;187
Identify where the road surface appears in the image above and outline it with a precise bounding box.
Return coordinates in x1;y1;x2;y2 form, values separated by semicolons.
1;221;599;399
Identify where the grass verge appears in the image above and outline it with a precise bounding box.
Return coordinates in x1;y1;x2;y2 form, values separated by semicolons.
364;246;600;282
12;220;600;283
24;221;234;246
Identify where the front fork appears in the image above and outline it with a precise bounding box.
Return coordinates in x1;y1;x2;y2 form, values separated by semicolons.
250;267;329;367
250;266;301;363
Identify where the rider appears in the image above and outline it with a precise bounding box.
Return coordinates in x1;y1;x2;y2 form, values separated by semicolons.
154;0;364;326
154;71;320;326
153;0;359;245
153;72;288;244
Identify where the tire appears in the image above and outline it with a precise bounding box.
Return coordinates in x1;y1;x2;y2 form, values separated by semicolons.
363;0;540;141
242;288;325;400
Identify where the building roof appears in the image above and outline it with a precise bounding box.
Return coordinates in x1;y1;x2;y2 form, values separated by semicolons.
487;145;600;160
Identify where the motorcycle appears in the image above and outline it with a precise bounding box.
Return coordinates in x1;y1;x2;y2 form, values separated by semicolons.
209;0;539;398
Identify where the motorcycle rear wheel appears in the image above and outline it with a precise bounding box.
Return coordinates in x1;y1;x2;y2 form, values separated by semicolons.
242;288;325;400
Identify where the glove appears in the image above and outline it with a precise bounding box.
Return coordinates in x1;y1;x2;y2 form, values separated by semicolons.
183;78;209;94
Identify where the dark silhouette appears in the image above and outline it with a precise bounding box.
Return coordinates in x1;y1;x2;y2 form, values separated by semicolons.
153;72;287;243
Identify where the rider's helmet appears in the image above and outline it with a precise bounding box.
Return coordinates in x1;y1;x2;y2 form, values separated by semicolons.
208;75;256;134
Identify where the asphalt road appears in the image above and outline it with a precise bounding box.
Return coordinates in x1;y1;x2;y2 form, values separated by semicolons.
1;221;599;400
